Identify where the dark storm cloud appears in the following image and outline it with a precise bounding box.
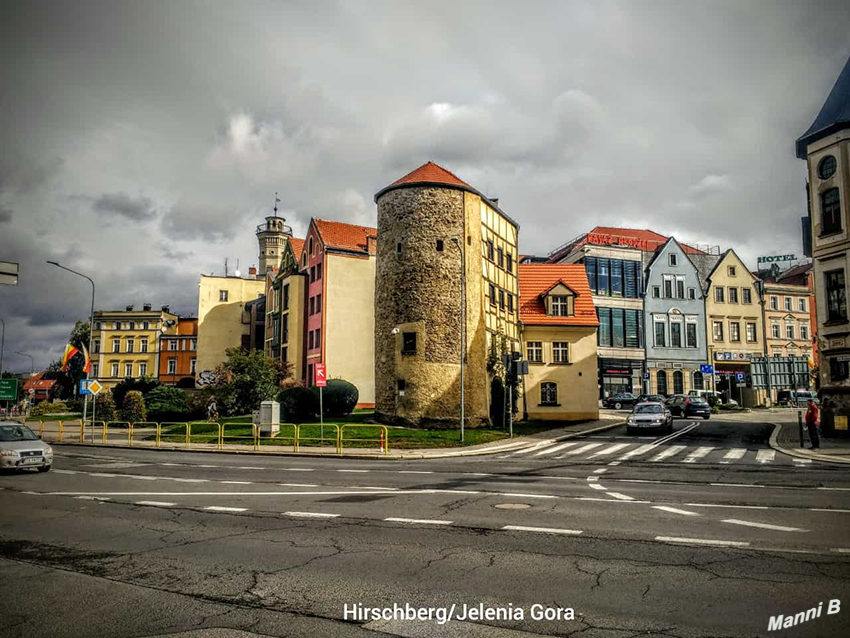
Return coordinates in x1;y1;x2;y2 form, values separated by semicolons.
92;193;157;222
0;207;11;223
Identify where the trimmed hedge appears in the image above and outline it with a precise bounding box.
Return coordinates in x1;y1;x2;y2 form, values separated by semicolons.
320;379;359;418
278;386;320;423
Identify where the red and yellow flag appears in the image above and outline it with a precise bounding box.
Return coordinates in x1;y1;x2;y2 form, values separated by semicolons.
60;343;80;372
81;343;91;374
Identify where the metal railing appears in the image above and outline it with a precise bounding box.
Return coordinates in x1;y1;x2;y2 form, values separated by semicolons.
298;423;341;453
339;424;389;456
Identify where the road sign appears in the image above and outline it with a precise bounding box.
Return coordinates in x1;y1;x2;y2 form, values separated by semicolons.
735;372;746;383
80;380;92;395
700;364;714;374
643;372;650;380
315;364;327;387
0;378;17;401
87;380;103;395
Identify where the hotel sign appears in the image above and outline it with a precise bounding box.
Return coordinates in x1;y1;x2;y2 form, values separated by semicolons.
757;254;796;264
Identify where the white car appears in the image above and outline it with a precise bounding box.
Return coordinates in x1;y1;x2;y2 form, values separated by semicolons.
0;422;53;472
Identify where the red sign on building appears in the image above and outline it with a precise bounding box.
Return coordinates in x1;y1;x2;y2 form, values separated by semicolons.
315;363;327;387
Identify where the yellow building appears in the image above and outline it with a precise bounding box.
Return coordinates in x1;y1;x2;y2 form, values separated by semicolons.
519;264;599;421
196;275;265;380
92;304;179;389
704;250;764;405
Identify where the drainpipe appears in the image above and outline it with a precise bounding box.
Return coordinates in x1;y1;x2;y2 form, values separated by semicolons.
758;280;772;406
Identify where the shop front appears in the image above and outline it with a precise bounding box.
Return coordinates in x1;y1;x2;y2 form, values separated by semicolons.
599;358;644;399
712;350;764;406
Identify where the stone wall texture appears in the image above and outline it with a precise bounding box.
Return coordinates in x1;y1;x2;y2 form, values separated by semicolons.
374;186;490;427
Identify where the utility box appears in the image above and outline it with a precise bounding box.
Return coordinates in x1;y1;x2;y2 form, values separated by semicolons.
256;400;280;436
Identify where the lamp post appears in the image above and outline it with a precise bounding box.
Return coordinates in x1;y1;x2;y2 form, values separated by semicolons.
47;261;96;442
450;237;465;442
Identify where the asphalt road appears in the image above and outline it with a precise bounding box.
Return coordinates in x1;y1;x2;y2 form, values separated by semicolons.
1;417;849;638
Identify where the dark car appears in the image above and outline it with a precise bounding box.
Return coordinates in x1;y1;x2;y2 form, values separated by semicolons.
637;394;667;405
668;395;711;419
603;393;638;410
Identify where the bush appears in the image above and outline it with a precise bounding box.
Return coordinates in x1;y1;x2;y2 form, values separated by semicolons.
146;386;190;422
318;379;359;418
95;392;117;422
31;401;69;416
112;377;160;409
186;389;214;420
119;390;147;424
65;399;84;413
279;386;320;423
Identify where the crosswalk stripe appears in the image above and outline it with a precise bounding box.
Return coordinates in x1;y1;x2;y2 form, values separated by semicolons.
683;447;714;463
618;444;657;460
755;450;775;464
558;443;604;457
534;442;579;457
720;448;747;464
589;443;630;457
793;458;812;465
511;441;556;456
650;445;687;462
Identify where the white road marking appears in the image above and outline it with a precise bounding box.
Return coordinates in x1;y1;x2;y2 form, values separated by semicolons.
279;483;318;488
559;443;604;457
686;503;770;510
682;447;714;463
284;511;339;518
172;478;208;483
710;483;764;488
502;525;582;535
498;492;556;499
818;487;850;491
533;442;579;457
89;473;118;477
586;476;598;482
285;468;315;471
593;468;608;474
755;450;775;464
607;492;634;501
618;444;658;460
204;506;247;512
126;475;158;481
793;459;813;465
197;465;218;468
811;508;850;513
588;483;607;491
53;469;77;474
656;536;750;548
511;441;557;456
607;461;622;466
160;463;180;466
237;466;265;470
653;506;701;516
578;497;652;504
398;471;433;474
589;443;630;457
463;473;493;476
385;517;452;525
337;469;370;473
649;445;688;462
831;548;850;553
221;481;252;485
20;491;41;495
75;496;110;501
135;501;176;507
720;448;747;464
722;519;807;533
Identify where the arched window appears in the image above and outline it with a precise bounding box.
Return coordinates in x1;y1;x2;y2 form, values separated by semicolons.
693;371;704;390
656;370;668;396
673;370;684;394
541;382;558;406
309;236;315;256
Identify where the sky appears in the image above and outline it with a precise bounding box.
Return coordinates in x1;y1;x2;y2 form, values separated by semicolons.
1;0;849;372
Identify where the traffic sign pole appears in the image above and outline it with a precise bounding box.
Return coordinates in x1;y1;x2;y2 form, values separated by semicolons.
315;364;327;439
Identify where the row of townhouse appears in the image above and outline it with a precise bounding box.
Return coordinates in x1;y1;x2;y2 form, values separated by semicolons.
542;228;815;406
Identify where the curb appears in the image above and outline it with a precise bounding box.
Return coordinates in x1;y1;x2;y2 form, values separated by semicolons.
768;422;850;465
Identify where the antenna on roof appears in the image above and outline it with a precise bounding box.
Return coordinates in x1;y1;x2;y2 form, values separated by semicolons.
224;257;228;278
274;191;280;215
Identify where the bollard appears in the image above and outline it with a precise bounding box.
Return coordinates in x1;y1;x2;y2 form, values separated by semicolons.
798;410;805;448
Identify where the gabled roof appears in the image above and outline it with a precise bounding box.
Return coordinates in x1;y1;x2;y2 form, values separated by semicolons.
519;264;598;327
289;237;305;261
23;372;56;392
796;56;850;159
704;249;758;284
644;236;703;276
313;219;377;255
777;262;812;286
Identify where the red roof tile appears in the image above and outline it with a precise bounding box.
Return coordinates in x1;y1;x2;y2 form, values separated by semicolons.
288;237;305;262
314;219;378;255
23;372;56;391
519;264;599;327
390;161;470;188
580;227;705;255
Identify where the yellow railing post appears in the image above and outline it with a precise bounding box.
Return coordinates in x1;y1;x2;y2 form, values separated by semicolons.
128;422;133;445
58;420;64;443
339;424;389;456
186;422;191;447
39;420;44;438
102;421;108;444
156;422;162;448
218;422;223;449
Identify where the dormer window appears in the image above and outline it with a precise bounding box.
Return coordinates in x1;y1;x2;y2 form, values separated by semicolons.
550;295;572;317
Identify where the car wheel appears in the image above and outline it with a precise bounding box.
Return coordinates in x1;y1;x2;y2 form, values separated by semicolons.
614;402;622;410
38;465;51;473
702;415;710;420
626;427;634;434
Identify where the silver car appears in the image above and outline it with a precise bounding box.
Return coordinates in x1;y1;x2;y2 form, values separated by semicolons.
0;422;53;472
626;402;673;434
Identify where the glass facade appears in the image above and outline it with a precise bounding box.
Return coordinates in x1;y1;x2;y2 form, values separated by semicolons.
597;308;643;348
585;257;642;298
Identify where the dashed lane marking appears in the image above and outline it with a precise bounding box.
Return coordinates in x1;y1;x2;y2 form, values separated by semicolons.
499;492;556;499
135;501;176;507
337;469;370;473
588;484;607;491
606;492;634;501
653;506;701;516
818;487;850;491
793;459;813;465
722;519;807;533
755;450;775;464
221;481;253;485
385;517;452;525
710;483;765;488
811;508;850;513
831;548;850;553
398;471;434;474
607;461;622;466
578;497;652;504
75;496;111;501
656;536;750;548
284;511;339;518
172;478;208;483
204;506;247;512
502;525;582;535
586;476;599;482
686;503;770;510
593;469;608;474
279;483;318;488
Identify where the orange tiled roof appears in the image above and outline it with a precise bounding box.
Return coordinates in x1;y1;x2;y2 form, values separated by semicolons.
519;264;599;327
583;227;705;255
23;373;56;391
288;237;305;261
390;161;470;188
314;219;377;255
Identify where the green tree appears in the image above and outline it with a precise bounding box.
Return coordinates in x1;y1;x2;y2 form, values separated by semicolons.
95;391;117;422
210;348;292;416
119;390;147;424
145;386;190;422
49;320;91;400
112;377;160;409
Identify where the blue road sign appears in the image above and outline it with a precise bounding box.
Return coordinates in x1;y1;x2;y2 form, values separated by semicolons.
79;380;92;395
700;364;714;374
735;372;746;383
643;372;650;380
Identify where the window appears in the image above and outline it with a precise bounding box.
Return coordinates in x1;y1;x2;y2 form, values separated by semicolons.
316;293;322;313
527;341;543;363
688;287;696;300
487;240;494;261
652;286;661;298
138;362;147;377
669;253;677;266
282;315;289;344
625;308;641;348
497;247;504;268
693;371;704;390
673;370;684;395
676;278;685;299
656;370;667;395
730;322;740;342
94;322;101;331
142;321;149;330
168;340;178;351
112;339;120;353
309;237;314;256
489;283;497;306
670;322;682;348
654;320;666;347
742;288;752;304
826;269;847;322
597;308;612;347
728;287;738;303
140;339;148;353
92;363;99;378
128;322;135;330
124;363;133;377
315;328;321;348
686;322;697;348
786;324;795;339
316;262;322;280
612;308;625;347
114;322;120;330
310;266;316;282
597;259;609;296
302;253;307;268
801;324;810;340
771;323;781;339
507;293;514;313
309;297;315;315
664;278;673;299
586;257;597;292
610;259;623;296
715;287;725;302
397;379;406;394
831;357;850;381
713;321;724;341
111;363;119;378
125;338;135;353
283;284;290;310
402;332;417;354
190;358;196;374
728;266;737;277
436;239;444;252
784;297;792;311
819;155;837;179
770;296;778;310
499;289;505;309
551;296;570;317
821;188;842;235
798;298;807;312
396;242;402;255
93;339;100;354
219;290;228;302
746;322;757;343
553;342;569;363
540;382;558;405
506;252;513;273
307;363;313;387
308;331;314;349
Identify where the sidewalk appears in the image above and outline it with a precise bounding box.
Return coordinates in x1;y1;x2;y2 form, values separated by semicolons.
41;414;625;460
769;421;850;465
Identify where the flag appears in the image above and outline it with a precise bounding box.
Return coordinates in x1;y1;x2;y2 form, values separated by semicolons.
81;343;91;374
61;343;80;372
807;356;815;369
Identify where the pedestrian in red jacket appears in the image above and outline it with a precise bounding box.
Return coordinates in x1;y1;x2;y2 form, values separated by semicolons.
805;400;820;449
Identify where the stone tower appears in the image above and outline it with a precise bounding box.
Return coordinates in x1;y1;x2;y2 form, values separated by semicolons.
373;162;520;428
256;195;292;278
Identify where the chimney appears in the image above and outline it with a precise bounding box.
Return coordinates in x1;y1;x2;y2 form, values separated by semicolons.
161;305;170;313
249;266;257;277
490;197;499;206
126;304;133;312
143;303;152;311
366;235;378;255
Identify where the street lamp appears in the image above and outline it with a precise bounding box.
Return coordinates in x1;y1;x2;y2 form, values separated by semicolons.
47;261;96;441
15;351;34;376
450;237;465;442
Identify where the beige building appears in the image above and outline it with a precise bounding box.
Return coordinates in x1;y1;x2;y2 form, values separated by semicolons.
266;237;307;382
704;250;764;405
92;304;178;389
763;280;814;361
797;55;850;435
519;264;599;421
374;162;520;427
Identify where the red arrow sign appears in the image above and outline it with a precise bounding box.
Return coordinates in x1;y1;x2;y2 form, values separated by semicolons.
315;363;327;387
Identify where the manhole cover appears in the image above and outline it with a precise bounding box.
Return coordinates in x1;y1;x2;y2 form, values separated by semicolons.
494;503;532;510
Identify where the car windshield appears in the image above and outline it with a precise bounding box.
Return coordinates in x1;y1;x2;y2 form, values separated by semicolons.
634;404;663;414
0;424;39;442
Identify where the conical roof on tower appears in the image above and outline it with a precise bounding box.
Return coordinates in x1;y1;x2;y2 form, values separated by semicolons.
797;56;850;159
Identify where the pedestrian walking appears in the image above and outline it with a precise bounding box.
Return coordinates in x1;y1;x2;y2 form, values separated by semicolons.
207;398;218;423
805;399;820;449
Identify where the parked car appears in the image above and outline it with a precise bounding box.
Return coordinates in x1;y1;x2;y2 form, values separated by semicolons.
603;393;638;410
688;390;738;407
776;390;818;407
665;394;688;405
636;394;667;405
626;402;673;434
668;395;711;419
0;422;53;472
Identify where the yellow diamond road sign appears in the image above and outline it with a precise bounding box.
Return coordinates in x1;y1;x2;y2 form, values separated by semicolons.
88;380;103;395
